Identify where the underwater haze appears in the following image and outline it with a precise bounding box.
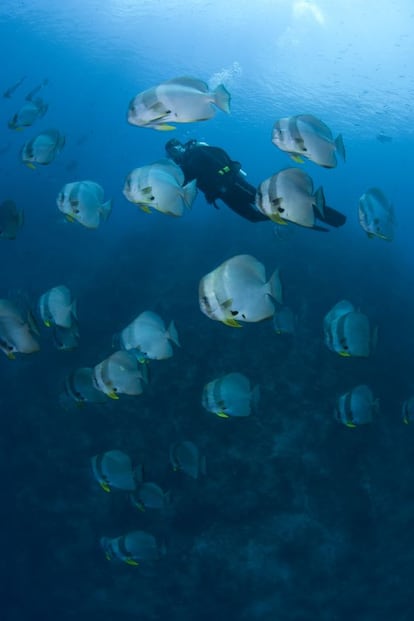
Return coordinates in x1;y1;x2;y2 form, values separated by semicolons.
1;1;414;619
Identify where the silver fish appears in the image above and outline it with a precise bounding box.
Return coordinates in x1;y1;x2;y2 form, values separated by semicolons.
130;482;169;511
63;367;107;404
93;350;148;399
21;128;65;169
0;298;40;358
335;385;379;428
100;530;160;565
123;159;196;216
199;254;282;327
272;114;346;168
127;76;231;130
52;321;79;351
256;168;326;229
358;187;394;241
38;285;77;329
8;98;48;130
91;449;138;493
57;180;112;229
118;310;180;361
169;440;206;479
323;300;376;358
202;372;260;418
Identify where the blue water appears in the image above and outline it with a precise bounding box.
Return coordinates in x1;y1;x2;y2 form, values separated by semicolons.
1;1;414;619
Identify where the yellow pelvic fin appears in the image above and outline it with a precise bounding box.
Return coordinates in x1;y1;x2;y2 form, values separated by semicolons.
270;213;288;225
65;214;75;223
290;154;304;164
217;411;230;418
138;204;152;214
345;422;357;428
223;317;242;328
44;320;51;327
154;124;176;131
99;481;111;493
25;162;36;170
7;352;16;360
107;391;120;400
105;553;113;561
403;417;409;425
124;558;139;566
339;351;351;357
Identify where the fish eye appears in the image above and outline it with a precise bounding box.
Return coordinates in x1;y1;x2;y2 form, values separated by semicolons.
150;196;155;201
277;207;285;213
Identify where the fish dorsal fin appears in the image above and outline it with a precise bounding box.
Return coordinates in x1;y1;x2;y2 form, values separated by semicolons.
165;76;209;92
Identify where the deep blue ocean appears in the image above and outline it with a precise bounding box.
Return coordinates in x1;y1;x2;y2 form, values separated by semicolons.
1;1;414;619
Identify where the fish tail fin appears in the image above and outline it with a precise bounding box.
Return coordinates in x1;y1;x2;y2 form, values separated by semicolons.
268;268;283;305
213;84;231;114
100;199;112;221
182;179;197;208
167;320;180;347
335;134;346;162
314;186;326;218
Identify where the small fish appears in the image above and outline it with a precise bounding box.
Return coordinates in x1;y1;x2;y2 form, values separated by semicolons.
127;76;231;130
3;76;26;99
272;114;346;168
358;187;394;241
92;350;148;399
100;530;160;565
0;298;40;359
202;372;260;418
376;133;392;144
21;128;65;168
123;159;196;216
0;199;24;240
52;321;79;351
323;300;376;358
335;385;379;428
57;180;112;229
256;168;327;230
130;482;169;511
63;367;108;404
118;310;180;361
25;78;48;102
169;440;206;479
402;397;414;425
38;285;77;329
91;449;139;493
199;254;282;326
8;98;48;130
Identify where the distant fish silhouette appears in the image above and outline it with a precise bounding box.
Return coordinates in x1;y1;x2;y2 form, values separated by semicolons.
3;76;26;98
376;133;392;143
25;78;48;102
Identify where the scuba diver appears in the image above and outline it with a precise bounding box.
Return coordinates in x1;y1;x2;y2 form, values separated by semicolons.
165;138;346;229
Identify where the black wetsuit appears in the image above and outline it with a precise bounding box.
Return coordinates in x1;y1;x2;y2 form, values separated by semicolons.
169;141;268;222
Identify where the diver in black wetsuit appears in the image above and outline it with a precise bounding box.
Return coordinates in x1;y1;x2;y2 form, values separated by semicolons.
166;139;266;222
165;138;347;229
